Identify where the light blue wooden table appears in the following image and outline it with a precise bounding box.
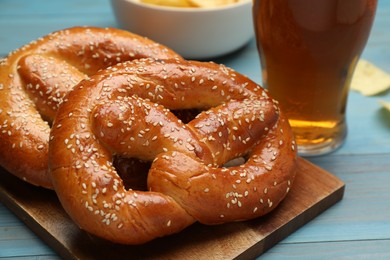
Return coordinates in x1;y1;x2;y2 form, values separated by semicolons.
1;0;389;259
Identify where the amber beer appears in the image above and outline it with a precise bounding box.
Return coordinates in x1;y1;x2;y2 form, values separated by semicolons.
253;0;377;156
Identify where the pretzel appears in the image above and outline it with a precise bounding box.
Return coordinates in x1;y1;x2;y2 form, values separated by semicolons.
0;26;181;188
49;58;297;244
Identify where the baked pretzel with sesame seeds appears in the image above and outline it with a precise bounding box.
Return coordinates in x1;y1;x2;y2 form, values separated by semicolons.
0;26;181;188
49;58;297;244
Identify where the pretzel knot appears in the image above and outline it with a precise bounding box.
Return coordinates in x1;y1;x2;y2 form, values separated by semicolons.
49;58;297;244
0;26;180;188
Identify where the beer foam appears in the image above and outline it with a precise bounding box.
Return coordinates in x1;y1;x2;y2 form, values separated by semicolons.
351;59;390;96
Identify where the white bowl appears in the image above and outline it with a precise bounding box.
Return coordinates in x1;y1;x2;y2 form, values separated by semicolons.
111;0;254;59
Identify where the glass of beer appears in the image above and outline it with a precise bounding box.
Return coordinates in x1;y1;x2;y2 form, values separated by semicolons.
253;0;378;156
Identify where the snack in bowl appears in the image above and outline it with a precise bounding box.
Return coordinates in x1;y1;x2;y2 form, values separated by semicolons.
0;26;181;189
140;0;193;7
49;58;298;244
110;0;254;59
190;0;241;7
140;0;241;8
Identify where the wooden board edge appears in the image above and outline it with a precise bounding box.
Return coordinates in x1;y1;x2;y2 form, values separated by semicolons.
0;157;346;259
235;157;346;259
237;182;345;259
0;171;75;259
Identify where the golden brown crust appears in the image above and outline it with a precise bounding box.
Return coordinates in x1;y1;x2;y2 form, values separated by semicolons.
0;26;181;188
49;58;297;244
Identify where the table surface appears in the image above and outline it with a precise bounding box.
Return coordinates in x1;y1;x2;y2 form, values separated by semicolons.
0;0;389;259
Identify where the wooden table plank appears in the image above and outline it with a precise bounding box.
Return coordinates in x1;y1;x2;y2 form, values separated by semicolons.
263;239;390;260
0;0;113;15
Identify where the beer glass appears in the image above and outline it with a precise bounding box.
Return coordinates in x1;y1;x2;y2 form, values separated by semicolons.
253;0;377;156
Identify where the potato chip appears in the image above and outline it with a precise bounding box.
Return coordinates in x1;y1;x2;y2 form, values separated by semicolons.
350;59;390;96
379;100;390;113
189;0;239;8
140;0;193;7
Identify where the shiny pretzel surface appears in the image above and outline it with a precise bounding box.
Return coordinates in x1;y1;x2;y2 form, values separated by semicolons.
0;26;180;188
49;58;297;244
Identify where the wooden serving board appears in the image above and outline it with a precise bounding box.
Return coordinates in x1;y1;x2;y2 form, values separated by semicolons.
0;157;344;259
